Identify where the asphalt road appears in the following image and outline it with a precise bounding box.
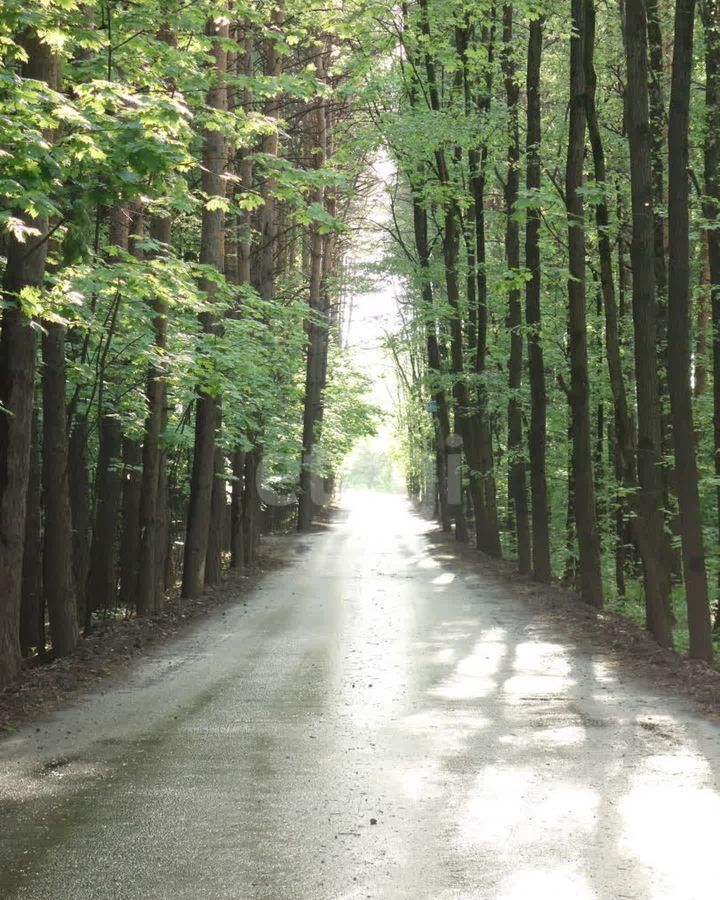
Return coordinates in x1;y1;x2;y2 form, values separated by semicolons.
2;493;720;900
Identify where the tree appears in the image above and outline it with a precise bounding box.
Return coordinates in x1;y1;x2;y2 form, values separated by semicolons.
565;0;603;606
666;0;713;660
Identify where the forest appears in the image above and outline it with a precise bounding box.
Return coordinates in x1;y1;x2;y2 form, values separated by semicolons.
1;0;720;695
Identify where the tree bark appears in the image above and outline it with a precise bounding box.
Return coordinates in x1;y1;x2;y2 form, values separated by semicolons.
20;409;43;655
86;413;122;621
623;0;675;648
243;447;260;568
298;47;329;531
502;3;530;574
68;417;91;627
413;195;451;532
666;0;713;660
230;449;246;569
137;214;171;616
42;323;79;656
703;0;720;626
182;16;229;598
86;203;130;623
566;0;603;606
0;33;57;687
118;437;142;610
525;17;552;581
205;441;226;586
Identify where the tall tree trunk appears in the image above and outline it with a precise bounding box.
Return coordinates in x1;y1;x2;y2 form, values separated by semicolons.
586;0;635;488
205;440;225;586
525;16;552;581
502;3;530;574
20;409;43;655
667;0;713;660
402;1;451;534
566;0;603;606
68;417;90;627
0;33;56;688
469;25;502;558
417;0;500;556
181;16;229;599
243;447;260;568
137;214;171;616
647;0;682;579
118;437;142;610
299;49;329;531
86;203;130;623
412;195;451;532
703;0;720;627
86;414;122;621
42;323;79;656
155;408;170;608
623;0;675;648
230;449;246;569
256;2;284;305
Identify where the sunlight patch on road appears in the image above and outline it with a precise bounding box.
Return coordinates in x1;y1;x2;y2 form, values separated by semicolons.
431;572;455;585
496;865;597;900
619;750;720;899
457;766;600;850
513;640;572;676
431;677;496;700
590;659;617;683
498;724;586;748
502;674;574;700
500;641;575;701
430;632;507;701
399;759;446;801
415;554;441;570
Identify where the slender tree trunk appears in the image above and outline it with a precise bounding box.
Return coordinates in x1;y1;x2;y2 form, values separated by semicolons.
118;437;142;610
502;3;530;574
586;0;635;488
564;413;578;585
469;49;502;557
230;449;246;569
256;2;284;304
68;417;90;626
566;0;603;606
42;323;79;656
667;0;713;660
299;48;329;530
412;196;451;532
402;4;451;536
205;440;225;586
137;214;171;616
21;409;43;655
243;447;260;568
703;0;720;627
647;0;682;579
623;0;675;647
646;0;671;381
525;17;552;581
182;16;229;599
86;203;130;623
86;413;122;621
155;411;170;608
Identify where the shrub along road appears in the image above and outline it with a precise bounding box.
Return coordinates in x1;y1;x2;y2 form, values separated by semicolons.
1;493;720;899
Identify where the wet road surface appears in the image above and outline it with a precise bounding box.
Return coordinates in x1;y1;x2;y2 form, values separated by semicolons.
2;493;720;899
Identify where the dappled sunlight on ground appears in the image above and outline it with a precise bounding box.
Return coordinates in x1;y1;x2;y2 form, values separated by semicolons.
496;866;597;900
3;493;720;899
